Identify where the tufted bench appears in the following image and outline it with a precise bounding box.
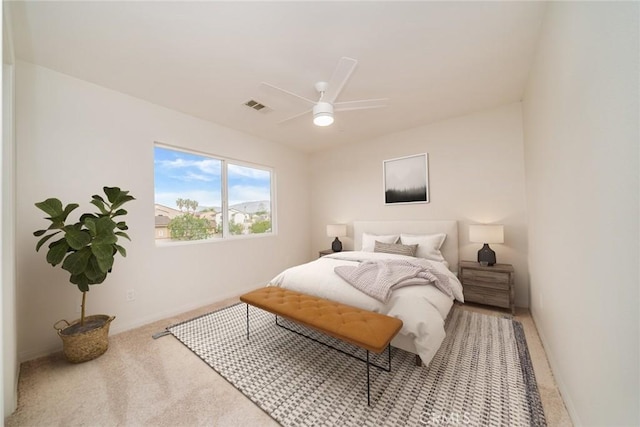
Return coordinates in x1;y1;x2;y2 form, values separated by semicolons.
239;286;403;405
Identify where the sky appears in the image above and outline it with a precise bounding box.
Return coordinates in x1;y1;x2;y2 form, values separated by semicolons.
154;146;271;210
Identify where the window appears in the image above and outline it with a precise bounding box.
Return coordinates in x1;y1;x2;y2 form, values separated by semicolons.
154;145;274;243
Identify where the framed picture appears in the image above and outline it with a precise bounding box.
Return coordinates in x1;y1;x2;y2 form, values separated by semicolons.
383;153;429;204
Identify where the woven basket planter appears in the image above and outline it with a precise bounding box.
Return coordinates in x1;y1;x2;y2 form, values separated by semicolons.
54;315;115;363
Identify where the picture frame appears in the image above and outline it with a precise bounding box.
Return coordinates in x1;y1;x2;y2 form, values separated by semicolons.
383;153;429;204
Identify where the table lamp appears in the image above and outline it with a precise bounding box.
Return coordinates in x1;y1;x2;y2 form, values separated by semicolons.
326;224;347;252
469;224;504;266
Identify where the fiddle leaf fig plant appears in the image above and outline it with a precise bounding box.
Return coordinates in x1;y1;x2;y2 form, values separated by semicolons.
34;187;135;325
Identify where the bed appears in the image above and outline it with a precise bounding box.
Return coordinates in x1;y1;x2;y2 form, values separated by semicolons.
269;220;464;367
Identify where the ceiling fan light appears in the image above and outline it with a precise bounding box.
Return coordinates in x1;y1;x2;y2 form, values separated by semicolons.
313;102;334;127
313;113;334;126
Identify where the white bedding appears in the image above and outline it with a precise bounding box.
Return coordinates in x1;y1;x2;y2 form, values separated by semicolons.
269;251;464;367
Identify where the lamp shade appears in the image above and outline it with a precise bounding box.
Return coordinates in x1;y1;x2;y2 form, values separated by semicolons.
326;224;347;237
469;224;504;244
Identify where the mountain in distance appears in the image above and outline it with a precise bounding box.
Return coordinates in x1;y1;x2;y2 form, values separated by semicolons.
231;201;270;214
198;201;270;214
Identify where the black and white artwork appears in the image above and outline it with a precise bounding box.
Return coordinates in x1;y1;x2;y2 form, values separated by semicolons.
383;153;429;204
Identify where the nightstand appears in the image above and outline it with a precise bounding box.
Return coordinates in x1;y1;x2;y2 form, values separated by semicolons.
318;249;334;258
459;260;515;315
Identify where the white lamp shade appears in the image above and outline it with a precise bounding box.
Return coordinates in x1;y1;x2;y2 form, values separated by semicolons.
469;224;504;244
326;224;347;237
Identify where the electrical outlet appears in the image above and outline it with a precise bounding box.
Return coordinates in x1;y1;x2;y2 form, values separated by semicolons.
126;289;135;302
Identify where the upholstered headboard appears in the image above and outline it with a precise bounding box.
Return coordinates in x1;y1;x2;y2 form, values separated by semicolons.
353;220;459;273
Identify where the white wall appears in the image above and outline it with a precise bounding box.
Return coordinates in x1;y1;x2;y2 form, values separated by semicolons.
522;2;639;425
310;103;530;307
2;2;18;417
15;61;311;361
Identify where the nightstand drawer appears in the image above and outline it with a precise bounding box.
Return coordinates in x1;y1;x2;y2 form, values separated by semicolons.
463;285;510;308
461;268;510;285
459;260;515;314
461;278;510;290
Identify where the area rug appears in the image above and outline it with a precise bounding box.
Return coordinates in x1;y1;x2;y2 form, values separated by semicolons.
168;303;546;426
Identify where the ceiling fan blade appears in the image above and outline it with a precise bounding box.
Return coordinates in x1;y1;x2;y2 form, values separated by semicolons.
323;57;358;103
277;108;313;125
260;82;316;106
334;98;388;112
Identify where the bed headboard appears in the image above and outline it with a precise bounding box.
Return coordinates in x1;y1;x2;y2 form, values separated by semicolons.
353;220;459;273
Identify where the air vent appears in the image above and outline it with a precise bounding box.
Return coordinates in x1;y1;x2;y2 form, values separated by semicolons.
244;99;269;111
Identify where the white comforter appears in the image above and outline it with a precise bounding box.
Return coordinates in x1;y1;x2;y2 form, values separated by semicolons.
269;251;464;367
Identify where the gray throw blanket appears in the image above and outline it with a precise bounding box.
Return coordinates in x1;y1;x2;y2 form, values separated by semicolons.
334;259;453;303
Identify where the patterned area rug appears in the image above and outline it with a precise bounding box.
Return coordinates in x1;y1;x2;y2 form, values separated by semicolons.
168;303;546;426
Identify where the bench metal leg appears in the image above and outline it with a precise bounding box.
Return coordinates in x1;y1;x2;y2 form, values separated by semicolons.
254;307;395;406
367;351;370;406
246;303;249;339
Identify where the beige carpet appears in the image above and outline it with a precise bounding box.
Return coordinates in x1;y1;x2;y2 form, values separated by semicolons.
5;298;572;426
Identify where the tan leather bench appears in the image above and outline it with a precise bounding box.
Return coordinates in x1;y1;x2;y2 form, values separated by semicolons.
240;286;403;405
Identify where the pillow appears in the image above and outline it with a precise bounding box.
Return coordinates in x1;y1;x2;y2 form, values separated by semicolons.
399;233;447;263
361;233;399;252
374;241;419;257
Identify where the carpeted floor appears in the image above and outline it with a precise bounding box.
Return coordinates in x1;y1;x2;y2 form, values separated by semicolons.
168;304;546;426
5;297;572;426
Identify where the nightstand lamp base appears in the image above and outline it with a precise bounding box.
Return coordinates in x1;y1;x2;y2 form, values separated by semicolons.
327;224;347;253
477;243;496;266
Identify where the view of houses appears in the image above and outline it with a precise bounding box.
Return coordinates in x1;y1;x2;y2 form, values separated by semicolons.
154;200;271;241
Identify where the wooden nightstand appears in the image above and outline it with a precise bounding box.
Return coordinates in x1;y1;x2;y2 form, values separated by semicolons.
318;249;334;258
459;260;515;314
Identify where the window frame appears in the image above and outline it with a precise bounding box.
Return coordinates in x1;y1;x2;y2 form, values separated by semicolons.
154;143;276;245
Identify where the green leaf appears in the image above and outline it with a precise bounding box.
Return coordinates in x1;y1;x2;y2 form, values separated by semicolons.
95;216;116;233
110;195;135;211
83;217;97;236
113;209;127;217
63;226;92;250
70;274;90;291
61;247;92;275
88;272;107;285
33;229;47;237
115;231;131;241
36;231;60;252
59;203;79;222
91;244;115;272
103;187;122;204
35;198;63;217
114;244;127;257
116;222;128;231
92;217;117;245
91;194;105;203
84;255;105;281
45;203;79;228
93;233;117;245
79;213;98;223
90;199;109;215
46;239;69;265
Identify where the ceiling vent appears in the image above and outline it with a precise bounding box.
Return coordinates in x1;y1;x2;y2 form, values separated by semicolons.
244;99;269;112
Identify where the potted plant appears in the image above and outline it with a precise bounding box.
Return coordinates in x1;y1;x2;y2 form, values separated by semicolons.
33;186;135;363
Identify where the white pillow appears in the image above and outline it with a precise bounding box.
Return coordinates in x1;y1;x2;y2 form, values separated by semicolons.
361;233;399;252
400;233;447;263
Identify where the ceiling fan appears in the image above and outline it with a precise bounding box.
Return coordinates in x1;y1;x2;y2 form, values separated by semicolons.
260;57;388;127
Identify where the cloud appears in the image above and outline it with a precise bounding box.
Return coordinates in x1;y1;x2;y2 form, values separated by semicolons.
228;185;271;206
228;164;270;180
156;158;221;177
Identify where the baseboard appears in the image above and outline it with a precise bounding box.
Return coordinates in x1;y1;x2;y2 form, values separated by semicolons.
530;308;580;426
18;281;270;363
